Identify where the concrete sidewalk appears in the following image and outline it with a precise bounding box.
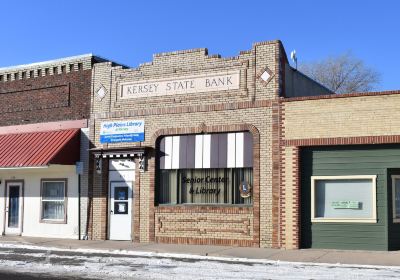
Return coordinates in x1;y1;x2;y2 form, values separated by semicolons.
1;236;400;267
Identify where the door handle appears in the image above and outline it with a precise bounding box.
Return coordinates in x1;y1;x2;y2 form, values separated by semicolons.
110;210;113;214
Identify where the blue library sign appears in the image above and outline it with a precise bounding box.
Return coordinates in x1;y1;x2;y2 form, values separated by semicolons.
100;120;144;144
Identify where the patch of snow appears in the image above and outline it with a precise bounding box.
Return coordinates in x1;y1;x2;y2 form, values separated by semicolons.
0;243;399;279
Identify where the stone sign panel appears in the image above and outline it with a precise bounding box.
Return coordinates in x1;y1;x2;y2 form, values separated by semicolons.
120;70;240;99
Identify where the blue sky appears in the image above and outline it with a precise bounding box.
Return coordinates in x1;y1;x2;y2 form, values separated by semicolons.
0;1;398;90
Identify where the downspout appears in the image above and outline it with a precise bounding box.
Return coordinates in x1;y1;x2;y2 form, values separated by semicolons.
78;174;81;240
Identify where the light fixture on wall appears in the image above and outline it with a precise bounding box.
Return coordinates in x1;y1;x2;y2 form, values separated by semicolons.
95;157;102;174
138;154;146;172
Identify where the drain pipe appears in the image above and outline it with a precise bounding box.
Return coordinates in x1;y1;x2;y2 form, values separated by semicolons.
78;174;81;240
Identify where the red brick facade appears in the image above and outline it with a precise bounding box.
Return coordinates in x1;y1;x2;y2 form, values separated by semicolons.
0;69;92;126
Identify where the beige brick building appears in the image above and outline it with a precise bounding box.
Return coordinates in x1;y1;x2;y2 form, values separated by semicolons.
88;40;331;248
282;90;400;250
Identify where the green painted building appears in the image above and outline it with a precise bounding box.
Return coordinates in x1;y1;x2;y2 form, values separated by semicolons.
301;145;400;250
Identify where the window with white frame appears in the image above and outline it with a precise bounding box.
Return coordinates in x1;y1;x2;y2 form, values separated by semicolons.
41;179;67;222
392;175;400;223
311;175;377;223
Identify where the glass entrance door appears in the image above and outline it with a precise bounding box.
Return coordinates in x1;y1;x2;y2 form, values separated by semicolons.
108;158;135;241
109;182;132;240
5;181;23;235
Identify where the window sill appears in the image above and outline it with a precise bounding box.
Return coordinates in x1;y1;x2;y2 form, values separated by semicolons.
40;219;67;224
311;218;377;223
157;203;253;207
155;204;253;214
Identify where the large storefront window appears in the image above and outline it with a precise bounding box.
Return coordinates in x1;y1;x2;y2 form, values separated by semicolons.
159;168;252;205
311;175;377;223
157;132;253;205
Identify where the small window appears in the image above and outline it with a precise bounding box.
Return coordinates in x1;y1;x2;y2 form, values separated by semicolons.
392;175;400;223
14;73;19;80
29;70;34;78
0;75;3;82
6;74;11;81
45;68;50;75
22;72;26;79
311;175;377;223
78;63;83;70
53;67;58;75
37;69;42;77
41;179;67;223
69;64;74;72
61;65;66;73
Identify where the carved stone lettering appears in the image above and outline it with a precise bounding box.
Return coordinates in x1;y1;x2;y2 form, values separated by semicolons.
120;70;240;99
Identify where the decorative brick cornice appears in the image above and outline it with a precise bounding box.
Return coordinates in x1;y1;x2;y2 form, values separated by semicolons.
92;100;273;120
283;90;400;102
285;135;400;147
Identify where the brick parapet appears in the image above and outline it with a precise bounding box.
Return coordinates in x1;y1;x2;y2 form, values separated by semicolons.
0;69;92;126
283;90;400;102
283;93;400;140
91;41;282;119
0;55;93;82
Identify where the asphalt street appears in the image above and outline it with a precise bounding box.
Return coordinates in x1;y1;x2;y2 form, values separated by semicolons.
0;245;399;279
0;271;91;280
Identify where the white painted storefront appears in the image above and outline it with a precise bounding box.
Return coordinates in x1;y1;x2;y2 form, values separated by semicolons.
0;165;79;239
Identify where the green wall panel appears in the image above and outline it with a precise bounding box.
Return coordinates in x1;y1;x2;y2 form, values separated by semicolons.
301;145;400;251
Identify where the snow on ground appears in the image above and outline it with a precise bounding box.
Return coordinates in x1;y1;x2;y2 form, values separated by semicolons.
0;243;399;279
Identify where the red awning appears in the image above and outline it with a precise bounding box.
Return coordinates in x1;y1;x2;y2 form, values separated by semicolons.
0;129;80;168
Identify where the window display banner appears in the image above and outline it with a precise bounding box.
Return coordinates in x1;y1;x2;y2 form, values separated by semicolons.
100;120;144;144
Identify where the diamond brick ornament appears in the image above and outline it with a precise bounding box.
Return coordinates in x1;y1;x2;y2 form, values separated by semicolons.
96;86;107;101
258;66;274;86
260;71;271;82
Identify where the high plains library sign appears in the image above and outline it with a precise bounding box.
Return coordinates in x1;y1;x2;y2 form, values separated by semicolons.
100;120;145;144
120;70;240;99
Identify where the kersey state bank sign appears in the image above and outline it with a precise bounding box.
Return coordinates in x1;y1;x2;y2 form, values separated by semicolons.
120;70;240;99
100;120;144;144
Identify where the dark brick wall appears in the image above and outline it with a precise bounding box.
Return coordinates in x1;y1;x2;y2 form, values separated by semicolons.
0;69;91;126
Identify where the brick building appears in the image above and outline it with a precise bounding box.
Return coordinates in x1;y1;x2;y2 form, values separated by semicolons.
0;54;118;239
3;39;400;251
88;40;331;247
282;91;400;250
